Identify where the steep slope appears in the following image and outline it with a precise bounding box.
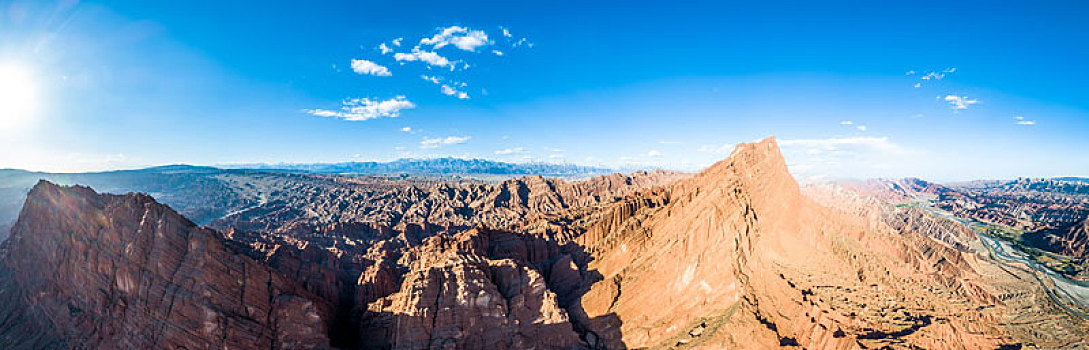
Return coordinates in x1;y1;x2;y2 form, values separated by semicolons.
1053;218;1089;258
4;139;1085;349
937;178;1089;231
839;177;949;203
211;170;686;239
209;169;686;349
359;228;588;349
212;137;1084;349
0;167;257;228
0;181;335;349
1024;217;1089;277
565;137;1024;349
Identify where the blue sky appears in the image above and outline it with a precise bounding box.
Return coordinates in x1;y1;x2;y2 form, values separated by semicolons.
0;0;1087;181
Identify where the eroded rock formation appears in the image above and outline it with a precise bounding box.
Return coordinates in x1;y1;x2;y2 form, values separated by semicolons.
0;181;334;349
1;138;1086;349
559;138;1030;349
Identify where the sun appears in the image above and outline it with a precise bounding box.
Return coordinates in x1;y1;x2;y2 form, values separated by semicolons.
0;62;39;130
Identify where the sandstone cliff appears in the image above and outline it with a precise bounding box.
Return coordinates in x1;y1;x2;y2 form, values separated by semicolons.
0;181;335;349
2;139;1086;349
562;138;1040;349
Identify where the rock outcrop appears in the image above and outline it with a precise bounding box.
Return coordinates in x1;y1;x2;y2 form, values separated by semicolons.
560;138;1034;349
361;229;586;349
1053;218;1089;258
0;181;335;349
2;138;1086;349
210;170;687;235
935;178;1089;231
1025;217;1089;275
851;176;1089;278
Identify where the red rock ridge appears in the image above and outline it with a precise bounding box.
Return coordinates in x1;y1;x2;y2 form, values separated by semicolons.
3;138;1085;349
569;137;1016;349
0;181;335;349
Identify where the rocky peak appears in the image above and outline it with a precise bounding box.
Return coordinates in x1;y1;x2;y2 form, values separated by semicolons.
0;181;335;349
681;136;798;199
1;139;1079;349
569;137;1018;349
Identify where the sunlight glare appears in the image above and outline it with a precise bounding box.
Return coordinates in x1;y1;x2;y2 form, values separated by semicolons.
0;62;39;130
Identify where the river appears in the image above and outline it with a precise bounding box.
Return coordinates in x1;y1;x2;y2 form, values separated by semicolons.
922;205;1089;320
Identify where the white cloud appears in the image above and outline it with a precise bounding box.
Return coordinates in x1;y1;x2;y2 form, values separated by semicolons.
420;135;471;148
943;95;979;110
647;150;663;157
513;37;531;47
494;147;525;155
781;136;903;148
779;136;922;181
913;83;921;88
440;84;470;99
378;43;393;55
0;150;135;173
350;59;392;76
304;96;415;121
905;70;916;75
916;68;955;83
920;72;945;81
1014;116;1036;125
840;120;866;131
492;50;504;56
422;75;469;99
394;49;452;68
420;26;491;51
658;140;681;145
500;27;513;38
401;126;412;132
698;143;734;155
392;37;403;46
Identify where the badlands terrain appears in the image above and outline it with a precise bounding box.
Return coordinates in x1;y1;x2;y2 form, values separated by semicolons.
0;138;1087;349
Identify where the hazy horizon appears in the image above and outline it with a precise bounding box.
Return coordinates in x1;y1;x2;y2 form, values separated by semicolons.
2;0;1087;182
5;150;1087;185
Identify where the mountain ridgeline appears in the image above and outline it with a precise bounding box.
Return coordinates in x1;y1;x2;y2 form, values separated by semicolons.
0;158;622;241
224;157;617;176
0;138;1086;349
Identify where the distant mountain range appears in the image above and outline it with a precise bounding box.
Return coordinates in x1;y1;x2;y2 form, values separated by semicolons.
0;165;259;230
6;138;1083;348
223;157;616;176
1055;177;1089;184
0;158;620;236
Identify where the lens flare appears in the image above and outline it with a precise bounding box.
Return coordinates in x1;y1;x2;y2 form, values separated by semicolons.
0;63;39;130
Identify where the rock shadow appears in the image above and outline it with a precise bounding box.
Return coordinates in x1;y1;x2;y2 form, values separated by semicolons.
347;227;626;349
